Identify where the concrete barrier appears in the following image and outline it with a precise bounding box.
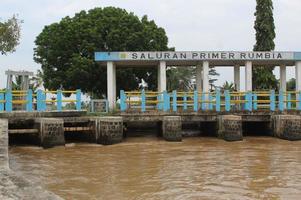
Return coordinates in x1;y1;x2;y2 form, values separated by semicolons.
218;115;243;141
96;117;123;145
272;115;301;141
34;118;65;148
0;119;9;170
162;116;182;141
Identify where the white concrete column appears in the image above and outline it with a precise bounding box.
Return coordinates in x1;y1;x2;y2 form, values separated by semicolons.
234;65;240;91
280;65;287;92
202;61;209;93
196;64;203;93
245;61;252;91
107;61;116;110
158;61;166;92
6;75;12;90
296;61;301;92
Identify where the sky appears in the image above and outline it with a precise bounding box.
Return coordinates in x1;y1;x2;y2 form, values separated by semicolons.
1;0;301;90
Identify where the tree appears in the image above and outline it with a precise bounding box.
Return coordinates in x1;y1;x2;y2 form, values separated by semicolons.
221;81;235;92
166;67;194;91
0;15;22;55
34;7;170;98
253;0;277;90
287;78;295;91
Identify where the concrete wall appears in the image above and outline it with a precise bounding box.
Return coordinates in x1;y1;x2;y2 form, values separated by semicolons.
0;119;8;170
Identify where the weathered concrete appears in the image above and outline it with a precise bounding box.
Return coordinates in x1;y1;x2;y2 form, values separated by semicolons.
162;116;182;141
272;115;301;141
34;118;65;148
218;115;243;141
0;119;9;170
96;117;123;145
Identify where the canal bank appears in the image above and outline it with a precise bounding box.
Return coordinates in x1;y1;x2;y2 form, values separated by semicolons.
0;119;62;200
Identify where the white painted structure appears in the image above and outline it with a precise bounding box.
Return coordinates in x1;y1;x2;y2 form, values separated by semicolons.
95;51;301;110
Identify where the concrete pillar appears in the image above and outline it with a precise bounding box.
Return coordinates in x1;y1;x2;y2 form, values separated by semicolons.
245;61;252;91
96;117;123;145
34;118;65;148
0;119;9;170
217;115;243;141
295;61;301;92
234;65;240;91
196;64;203;93
280;65;287;91
158;61;166;92
202;61;209;93
107;62;116;110
162;116;182;141
272;115;301;141
6;75;12;90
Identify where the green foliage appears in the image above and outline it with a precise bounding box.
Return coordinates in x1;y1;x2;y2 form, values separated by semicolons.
166;67;194;91
287;78;296;91
0;15;22;55
253;0;277;90
34;7;170;98
221;81;235;92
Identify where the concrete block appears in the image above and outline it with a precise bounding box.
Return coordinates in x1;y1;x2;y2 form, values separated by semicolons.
97;117;123;145
34;118;65;148
218;115;243;141
272;115;301;141
0;119;9;170
162;116;182;142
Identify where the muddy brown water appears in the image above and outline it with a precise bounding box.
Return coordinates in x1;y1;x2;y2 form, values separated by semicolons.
8;136;301;200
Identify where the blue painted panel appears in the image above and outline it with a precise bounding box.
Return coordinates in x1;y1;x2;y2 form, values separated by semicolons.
270;90;275;111
172;90;177;112
157;94;163;110
141;90;146;112
5;91;12;112
279;91;284;111
246;92;252;111
95;52;121;61
26;90;33;112
76;90;81;111
201;92;206;111
57;90;63;111
287;93;292;110
209;94;213;110
120;90;127;111
193;91;198;112
225;90;231;112
163;91;170;112
0;93;4;111
215;90;221;112
298;92;301;110
37;90;43;111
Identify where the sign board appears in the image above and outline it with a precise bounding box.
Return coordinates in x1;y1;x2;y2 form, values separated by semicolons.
95;51;301;61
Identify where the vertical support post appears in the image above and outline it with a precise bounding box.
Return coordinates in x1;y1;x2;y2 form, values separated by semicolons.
193;90;198;112
37;89;44;111
57;90;62;111
157;93;163;110
5;91;12;112
0;92;4;111
216;90;221;112
196;64;202;93
245;61;252;92
107;61;116;110
270;90;275;111
76;89;81;111
280;64;287;109
287;93;292;110
120;90;127;111
172;90;177;112
279;90;284;111
295;62;301;109
183;93;187;111
234;64;240;91
209;93;213;110
26;89;33;112
246;92;252;111
298;91;301;110
202;61;209;110
141;90;146;112
158;61;167;93
225;90;231;112
253;93;257;110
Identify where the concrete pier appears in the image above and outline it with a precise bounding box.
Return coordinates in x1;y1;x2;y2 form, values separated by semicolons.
97;117;123;145
272;115;301;141
0;119;9;170
34;118;65;148
162;116;182;141
218;115;243;141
